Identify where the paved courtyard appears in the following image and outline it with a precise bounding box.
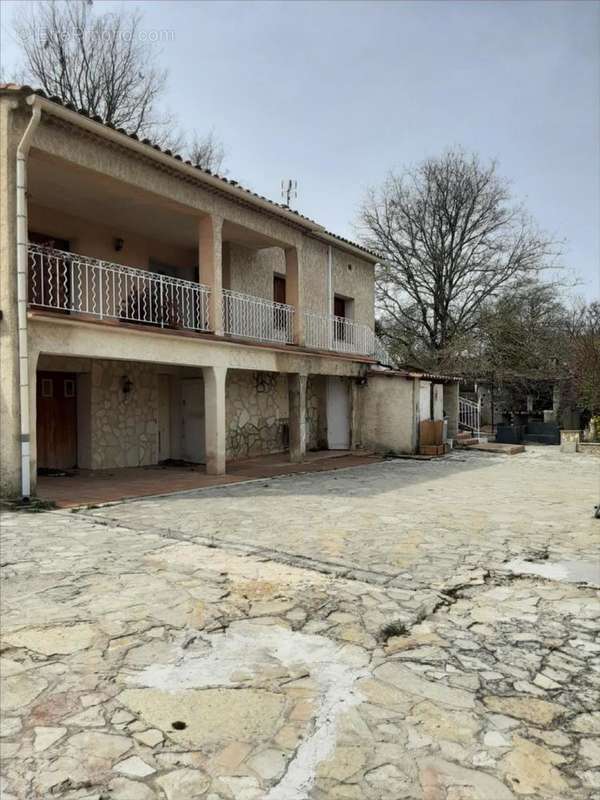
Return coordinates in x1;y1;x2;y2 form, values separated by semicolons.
1;447;599;800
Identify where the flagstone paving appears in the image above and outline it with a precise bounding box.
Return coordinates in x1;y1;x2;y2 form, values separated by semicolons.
1;447;598;799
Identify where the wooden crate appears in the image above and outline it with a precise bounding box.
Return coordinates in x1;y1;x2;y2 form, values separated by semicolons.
419;444;445;456
419;420;444;446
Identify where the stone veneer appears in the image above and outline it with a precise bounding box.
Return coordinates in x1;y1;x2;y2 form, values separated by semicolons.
91;361;158;469
226;371;326;460
54;359;326;469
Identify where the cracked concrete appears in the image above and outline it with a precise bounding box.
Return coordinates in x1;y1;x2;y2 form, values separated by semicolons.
1;447;598;799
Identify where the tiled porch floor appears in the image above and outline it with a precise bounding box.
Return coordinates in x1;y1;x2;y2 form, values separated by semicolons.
36;450;382;508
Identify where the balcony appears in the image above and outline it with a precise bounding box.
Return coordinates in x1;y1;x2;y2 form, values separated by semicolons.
29;244;211;332
28;245;389;361
222;288;294;345
303;309;385;360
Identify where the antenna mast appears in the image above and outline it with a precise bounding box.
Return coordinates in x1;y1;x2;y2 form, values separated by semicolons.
281;179;298;207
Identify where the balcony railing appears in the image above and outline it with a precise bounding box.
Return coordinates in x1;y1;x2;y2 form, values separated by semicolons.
28;245;393;362
303;310;376;357
28;244;211;332
222;288;294;345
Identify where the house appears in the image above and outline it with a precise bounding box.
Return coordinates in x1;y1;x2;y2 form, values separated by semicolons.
0;85;459;499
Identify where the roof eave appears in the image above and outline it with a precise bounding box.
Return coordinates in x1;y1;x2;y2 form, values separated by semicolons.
16;89;325;234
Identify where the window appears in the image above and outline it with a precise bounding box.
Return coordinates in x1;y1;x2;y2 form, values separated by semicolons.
64;379;76;398
41;378;53;398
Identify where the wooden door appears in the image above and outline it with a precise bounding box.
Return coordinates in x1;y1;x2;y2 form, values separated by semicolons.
37;372;77;470
333;296;347;341
273;275;286;304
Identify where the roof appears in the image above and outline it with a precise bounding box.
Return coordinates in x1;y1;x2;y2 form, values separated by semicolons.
1;84;378;262
368;366;461;383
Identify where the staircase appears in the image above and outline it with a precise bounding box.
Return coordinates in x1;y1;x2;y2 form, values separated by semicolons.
454;431;480;449
458;396;480;436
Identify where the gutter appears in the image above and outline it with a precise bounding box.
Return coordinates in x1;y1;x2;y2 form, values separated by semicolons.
16;102;41;499
24;94;325;235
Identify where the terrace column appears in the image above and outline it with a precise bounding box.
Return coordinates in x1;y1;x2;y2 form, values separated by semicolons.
445;382;459;441
198;215;224;336
285;246;304;346
288;373;307;462
202;366;227;475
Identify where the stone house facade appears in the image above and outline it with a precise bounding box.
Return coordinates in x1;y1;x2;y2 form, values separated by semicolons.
0;85;458;498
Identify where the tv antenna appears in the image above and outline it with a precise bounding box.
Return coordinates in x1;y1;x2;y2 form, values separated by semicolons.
281;179;298;207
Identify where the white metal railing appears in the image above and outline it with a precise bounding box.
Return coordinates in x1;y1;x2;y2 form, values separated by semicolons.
28;244;211;332
459;396;481;438
304;310;381;358
222;288;294;344
373;336;394;366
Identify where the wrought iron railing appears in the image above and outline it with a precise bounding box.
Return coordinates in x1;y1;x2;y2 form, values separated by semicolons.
28;244;211;332
304;309;382;358
222;288;294;344
459;396;481;438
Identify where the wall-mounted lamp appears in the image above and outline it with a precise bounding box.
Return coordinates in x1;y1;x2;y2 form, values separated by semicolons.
114;237;124;252
121;375;133;395
356;375;368;387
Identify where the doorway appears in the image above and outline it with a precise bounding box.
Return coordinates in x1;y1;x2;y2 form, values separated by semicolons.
37;371;78;470
326;377;350;449
181;378;205;463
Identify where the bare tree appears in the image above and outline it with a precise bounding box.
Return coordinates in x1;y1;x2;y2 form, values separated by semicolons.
12;0;227;168
359;149;560;369
14;1;174;142
188;129;226;174
565;301;600;414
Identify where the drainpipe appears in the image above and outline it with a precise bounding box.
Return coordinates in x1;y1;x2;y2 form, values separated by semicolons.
327;245;333;348
16;101;41;499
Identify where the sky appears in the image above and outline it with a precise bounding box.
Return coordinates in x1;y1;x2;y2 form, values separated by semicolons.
1;0;599;299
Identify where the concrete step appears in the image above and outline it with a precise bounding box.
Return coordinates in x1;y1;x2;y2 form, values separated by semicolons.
454;437;480;448
469;443;526;455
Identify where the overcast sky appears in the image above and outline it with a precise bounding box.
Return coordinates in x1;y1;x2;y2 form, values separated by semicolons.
2;0;599;298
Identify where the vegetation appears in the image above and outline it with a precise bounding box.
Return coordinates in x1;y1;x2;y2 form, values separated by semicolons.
12;0;225;171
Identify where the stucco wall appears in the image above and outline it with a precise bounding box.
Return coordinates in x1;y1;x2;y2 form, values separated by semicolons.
302;238;330;315
0;98;22;495
331;248;375;329
357;374;417;454
29;203;197;280
225;243;273;300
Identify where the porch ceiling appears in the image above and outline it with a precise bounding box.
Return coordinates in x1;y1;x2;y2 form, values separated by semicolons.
28;151;289;253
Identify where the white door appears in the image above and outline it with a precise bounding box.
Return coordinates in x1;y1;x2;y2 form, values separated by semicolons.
419;381;432;421
327;377;350;450
181;378;205;463
158;374;171;461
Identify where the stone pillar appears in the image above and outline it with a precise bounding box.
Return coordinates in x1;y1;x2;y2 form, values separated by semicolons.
411;377;420;453
198;215;223;336
285;246;304;346
445;382;459;441
288;373;307;462
202;366;227;475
